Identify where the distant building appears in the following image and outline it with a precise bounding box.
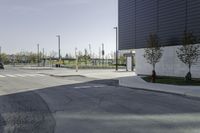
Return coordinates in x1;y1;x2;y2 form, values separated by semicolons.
118;0;200;77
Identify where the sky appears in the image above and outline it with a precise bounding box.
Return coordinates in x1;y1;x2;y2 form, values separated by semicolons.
0;0;117;57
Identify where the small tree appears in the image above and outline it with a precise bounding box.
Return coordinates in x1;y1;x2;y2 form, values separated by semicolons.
143;34;163;83
83;49;91;65
119;55;126;65
176;32;200;81
29;53;37;64
0;53;9;64
49;51;57;58
78;50;91;66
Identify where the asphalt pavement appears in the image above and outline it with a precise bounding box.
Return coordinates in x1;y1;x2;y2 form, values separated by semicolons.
0;67;200;133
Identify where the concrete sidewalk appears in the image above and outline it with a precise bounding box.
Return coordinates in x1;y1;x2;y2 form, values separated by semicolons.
38;69;135;79
119;76;200;98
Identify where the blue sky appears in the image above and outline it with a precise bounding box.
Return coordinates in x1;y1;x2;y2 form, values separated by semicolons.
0;0;117;57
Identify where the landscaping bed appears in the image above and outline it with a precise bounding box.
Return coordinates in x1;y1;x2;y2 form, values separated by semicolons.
142;76;200;86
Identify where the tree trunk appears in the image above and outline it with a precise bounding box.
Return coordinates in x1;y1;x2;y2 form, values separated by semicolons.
152;64;156;83
185;64;192;81
152;70;156;83
153;64;155;71
189;64;191;73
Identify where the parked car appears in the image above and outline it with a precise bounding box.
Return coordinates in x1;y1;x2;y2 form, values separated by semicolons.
0;62;4;69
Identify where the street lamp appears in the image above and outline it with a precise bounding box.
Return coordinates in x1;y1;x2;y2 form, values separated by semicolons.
114;27;118;71
37;44;40;67
42;48;45;67
0;46;2;62
102;43;105;66
56;35;61;61
75;47;78;72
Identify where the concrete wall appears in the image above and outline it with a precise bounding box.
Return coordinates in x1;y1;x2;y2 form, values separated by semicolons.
135;44;200;78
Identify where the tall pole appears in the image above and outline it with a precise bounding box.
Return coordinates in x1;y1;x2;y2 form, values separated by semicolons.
56;35;61;60
43;48;45;59
37;44;40;67
89;44;92;58
0;46;2;62
75;47;78;72
42;48;45;67
99;47;101;65
114;27;118;71
102;43;105;66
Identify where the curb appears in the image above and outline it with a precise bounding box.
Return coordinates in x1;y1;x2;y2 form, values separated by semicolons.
119;83;186;97
39;73;87;78
119;80;200;99
50;74;86;78
119;76;200;100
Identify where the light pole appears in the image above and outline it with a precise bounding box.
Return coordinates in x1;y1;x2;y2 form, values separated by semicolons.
37;44;40;67
114;27;118;71
102;43;105;66
75;47;78;72
43;48;45;59
89;44;92;57
42;48;45;67
99;47;101;65
56;35;61;61
0;46;2;62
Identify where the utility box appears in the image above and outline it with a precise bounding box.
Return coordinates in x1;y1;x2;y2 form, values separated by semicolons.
124;52;135;71
126;56;132;71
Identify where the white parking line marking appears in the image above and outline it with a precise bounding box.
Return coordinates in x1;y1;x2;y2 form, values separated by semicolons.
74;86;91;89
74;85;106;89
93;85;106;88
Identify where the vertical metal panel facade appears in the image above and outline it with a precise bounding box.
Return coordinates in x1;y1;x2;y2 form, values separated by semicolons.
118;0;135;50
158;0;186;46
187;0;200;38
135;0;157;48
119;0;200;50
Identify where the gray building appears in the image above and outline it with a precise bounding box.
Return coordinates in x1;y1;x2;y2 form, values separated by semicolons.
119;0;200;49
118;0;200;77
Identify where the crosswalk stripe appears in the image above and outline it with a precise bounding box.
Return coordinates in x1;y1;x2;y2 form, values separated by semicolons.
0;75;6;78
0;74;47;78
14;74;26;77
5;74;17;77
23;74;36;77
35;74;46;77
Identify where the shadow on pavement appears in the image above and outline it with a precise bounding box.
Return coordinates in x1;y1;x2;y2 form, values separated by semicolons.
0;79;200;133
0;91;56;133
